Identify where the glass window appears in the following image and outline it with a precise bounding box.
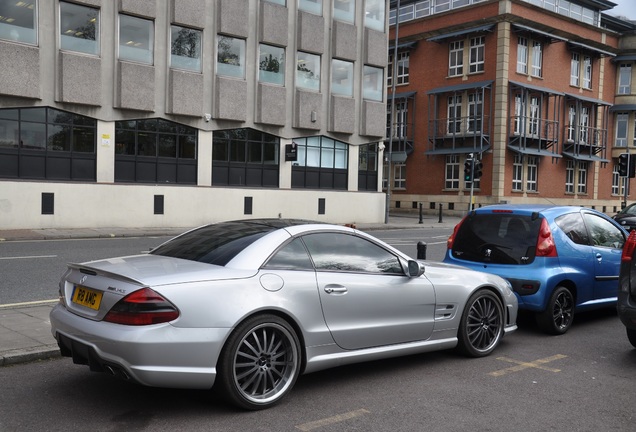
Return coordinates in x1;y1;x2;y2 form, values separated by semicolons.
119;14;154;65
363;66;383;101
582;213;625;249
0;0;37;44
393;163;406;189
616;113;628;147
526;155;538;192
531;40;542;77
299;0;322;15
331;59;353;96
582;55;592;89
333;0;354;23
302;232;403;274
619;64;632;95
170;25;202;72
296;51;321;91
445;154;459;189
264;238;314;270
264;0;286;5
577;161;587;194
469;36;484;74
259;44;285;85
555;212;589;246
217;35;245;78
565;159;574;193
449;40;463;76
60;1;99;55
447;95;462;134
570;53;580;87
517;37;528;74
513;154;523;191
364;0;385;32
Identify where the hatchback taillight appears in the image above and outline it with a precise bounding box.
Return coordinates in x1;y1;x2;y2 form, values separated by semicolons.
622;230;636;262
447;216;467;249
104;288;179;325
536;218;557;257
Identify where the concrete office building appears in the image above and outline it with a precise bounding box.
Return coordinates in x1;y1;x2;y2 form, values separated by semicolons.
0;0;388;229
385;0;636;215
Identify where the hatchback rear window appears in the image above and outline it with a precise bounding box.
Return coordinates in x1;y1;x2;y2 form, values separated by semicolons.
451;213;542;264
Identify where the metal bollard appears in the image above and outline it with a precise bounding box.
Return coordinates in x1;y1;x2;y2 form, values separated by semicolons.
419;203;423;224
438;203;443;223
417;241;427;260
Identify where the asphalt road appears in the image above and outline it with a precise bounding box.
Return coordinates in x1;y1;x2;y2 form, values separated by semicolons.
1;309;634;431
1;227;635;431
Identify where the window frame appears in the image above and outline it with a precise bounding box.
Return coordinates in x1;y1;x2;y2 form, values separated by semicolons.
216;35;246;78
445;154;460;190
619;63;632;95
118;14;154;65
258;43;285;85
469;36;485;74
331;58;354;97
448;40;464;77
59;1;100;56
296;51;321;91
170;25;202;72
0;0;38;45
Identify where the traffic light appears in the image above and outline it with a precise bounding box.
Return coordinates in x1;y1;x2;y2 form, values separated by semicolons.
619;153;629;177
464;158;473;181
618;153;636;178
473;162;483;179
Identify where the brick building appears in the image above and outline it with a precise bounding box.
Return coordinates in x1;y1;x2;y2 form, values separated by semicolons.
386;0;636;215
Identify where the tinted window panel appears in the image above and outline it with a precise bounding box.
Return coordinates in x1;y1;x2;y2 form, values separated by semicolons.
582;214;625;249
451;213;541;264
555;212;589;245
264;238;314;270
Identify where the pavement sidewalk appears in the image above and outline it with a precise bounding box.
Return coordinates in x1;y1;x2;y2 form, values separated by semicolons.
0;212;461;367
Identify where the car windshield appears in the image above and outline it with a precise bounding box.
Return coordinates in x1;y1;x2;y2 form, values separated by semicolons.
618;205;636;216
151;220;296;266
451;213;542;264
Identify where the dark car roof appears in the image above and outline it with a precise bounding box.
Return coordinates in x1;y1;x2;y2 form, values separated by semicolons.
151;219;322;266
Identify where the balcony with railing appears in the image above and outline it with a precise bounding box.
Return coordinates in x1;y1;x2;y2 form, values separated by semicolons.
562;123;608;163
508;116;561;159
385;121;415;162
427;115;491;154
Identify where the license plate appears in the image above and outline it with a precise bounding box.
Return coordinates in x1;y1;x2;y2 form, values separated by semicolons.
72;285;103;310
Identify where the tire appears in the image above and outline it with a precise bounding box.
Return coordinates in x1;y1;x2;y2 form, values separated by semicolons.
536;286;574;335
217;314;301;410
456;290;504;357
627;328;636;348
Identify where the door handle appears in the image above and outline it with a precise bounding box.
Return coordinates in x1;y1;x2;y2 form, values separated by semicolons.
324;285;347;294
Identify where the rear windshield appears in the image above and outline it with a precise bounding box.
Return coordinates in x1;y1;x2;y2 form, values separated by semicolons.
150;220;287;266
451;213;542;264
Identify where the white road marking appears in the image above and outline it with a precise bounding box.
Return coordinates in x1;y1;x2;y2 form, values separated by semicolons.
0;255;58;260
0;299;58;308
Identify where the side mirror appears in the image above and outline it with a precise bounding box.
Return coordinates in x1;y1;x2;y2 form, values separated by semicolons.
408;260;425;278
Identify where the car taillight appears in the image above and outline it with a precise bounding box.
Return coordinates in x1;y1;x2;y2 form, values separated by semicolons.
622;230;636;262
536;218;557;257
447;217;467;249
104;287;179;325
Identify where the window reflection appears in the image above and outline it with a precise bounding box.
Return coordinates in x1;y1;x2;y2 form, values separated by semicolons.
334;0;354;23
170;25;201;72
331;59;353;97
363;66;383;101
296;51;321;91
217;35;245;78
259;44;285;85
119;14;154;64
364;0;385;32
60;1;99;55
0;0;37;44
299;0;322;15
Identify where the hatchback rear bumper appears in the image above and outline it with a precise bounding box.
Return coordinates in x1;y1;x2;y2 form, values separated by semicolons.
618;292;636;330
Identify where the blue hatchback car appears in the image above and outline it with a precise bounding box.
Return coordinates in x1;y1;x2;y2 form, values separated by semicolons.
444;205;627;334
